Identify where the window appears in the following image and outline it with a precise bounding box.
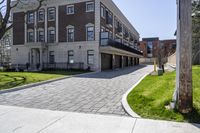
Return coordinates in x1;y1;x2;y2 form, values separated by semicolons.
27;30;34;42
49;51;55;64
106;10;113;26
87;50;94;65
37;29;44;42
101;6;105;18
48;28;55;43
68;50;74;64
38;9;44;22
86;2;94;12
147;41;153;56
66;5;74;14
48;7;55;21
67;28;74;42
27;12;34;23
87;26;94;41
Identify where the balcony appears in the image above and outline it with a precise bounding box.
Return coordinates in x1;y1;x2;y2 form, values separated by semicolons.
100;32;143;55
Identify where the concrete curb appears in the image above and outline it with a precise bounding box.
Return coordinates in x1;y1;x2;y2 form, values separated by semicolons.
0;71;98;94
121;74;149;118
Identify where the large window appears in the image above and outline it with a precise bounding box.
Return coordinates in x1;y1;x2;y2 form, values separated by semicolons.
48;7;55;21
48;28;55;43
27;12;34;23
67;28;74;42
49;51;55;64
38;9;44;22
68;50;74;64
27;30;34;42
86;2;94;12
87;26;94;41
66;5;74;15
87;50;94;65
37;29;44;42
147;41;153;56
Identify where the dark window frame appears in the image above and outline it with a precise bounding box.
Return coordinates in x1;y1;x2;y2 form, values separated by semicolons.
37;9;45;22
48;7;56;21
27;12;34;24
87;50;94;65
87;26;94;41
68;50;74;64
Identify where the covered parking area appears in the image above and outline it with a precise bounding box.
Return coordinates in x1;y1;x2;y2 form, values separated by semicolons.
100;46;142;71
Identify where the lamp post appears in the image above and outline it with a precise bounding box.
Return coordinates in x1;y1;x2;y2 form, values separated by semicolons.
176;0;193;113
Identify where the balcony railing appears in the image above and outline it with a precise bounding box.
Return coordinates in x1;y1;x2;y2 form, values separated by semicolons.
100;32;143;55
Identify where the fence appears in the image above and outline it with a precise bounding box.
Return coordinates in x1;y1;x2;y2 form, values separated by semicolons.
42;62;84;70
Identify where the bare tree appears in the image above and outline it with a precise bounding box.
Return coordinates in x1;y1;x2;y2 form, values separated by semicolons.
0;0;46;40
0;30;11;65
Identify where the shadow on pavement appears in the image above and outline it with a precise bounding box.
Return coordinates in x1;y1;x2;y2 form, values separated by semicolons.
74;65;147;79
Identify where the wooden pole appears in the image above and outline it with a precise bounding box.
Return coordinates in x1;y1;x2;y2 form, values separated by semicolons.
177;0;193;113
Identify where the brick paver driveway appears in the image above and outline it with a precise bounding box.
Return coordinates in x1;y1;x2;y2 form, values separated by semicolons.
0;65;152;116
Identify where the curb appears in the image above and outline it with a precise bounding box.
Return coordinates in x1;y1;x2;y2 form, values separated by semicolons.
0;71;98;94
121;74;149;118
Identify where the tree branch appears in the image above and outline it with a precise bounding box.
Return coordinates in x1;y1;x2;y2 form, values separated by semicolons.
0;0;5;5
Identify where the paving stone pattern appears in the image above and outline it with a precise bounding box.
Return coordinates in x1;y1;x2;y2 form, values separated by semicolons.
0;65;152;116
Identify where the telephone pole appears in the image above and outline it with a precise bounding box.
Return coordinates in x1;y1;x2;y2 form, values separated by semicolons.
176;0;193;113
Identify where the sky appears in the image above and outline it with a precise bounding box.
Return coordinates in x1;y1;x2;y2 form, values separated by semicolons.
113;0;177;40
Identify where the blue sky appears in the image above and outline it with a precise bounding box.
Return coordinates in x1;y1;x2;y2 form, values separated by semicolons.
113;0;177;40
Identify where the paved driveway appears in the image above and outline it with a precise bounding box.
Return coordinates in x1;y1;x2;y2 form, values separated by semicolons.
0;65;152;116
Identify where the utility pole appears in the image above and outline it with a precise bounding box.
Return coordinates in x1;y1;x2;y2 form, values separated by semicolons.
176;0;193;113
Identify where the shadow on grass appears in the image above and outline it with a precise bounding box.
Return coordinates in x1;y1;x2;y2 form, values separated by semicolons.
36;69;91;76
183;107;200;124
0;75;27;90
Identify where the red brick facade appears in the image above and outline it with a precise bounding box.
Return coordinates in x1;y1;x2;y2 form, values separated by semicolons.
139;38;176;58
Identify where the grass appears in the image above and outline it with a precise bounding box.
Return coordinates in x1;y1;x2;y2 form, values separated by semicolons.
0;70;89;90
127;66;200;123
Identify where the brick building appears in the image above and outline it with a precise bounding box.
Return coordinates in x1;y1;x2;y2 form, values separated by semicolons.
11;0;142;71
139;38;176;58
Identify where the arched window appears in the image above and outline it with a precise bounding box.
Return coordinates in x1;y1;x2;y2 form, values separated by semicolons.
86;23;94;41
66;25;74;42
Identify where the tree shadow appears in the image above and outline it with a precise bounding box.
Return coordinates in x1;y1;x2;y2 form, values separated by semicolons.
182;107;200;124
0;75;27;90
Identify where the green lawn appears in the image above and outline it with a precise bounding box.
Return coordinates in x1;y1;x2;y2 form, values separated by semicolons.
127;66;200;123
0;70;89;91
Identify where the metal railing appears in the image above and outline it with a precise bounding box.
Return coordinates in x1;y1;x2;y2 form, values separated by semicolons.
43;62;84;70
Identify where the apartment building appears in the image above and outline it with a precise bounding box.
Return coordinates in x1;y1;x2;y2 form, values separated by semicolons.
139;38;176;58
11;0;142;71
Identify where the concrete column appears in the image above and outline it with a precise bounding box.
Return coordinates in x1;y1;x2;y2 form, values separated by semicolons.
112;54;115;69
40;48;43;70
55;5;59;43
121;56;124;68
34;12;37;42
44;7;48;43
24;14;27;43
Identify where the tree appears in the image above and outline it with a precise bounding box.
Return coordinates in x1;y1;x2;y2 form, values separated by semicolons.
0;30;11;65
0;0;46;40
192;0;200;64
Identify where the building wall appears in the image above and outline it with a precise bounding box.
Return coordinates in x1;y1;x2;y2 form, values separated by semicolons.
58;1;95;42
139;38;176;58
13;12;25;45
11;0;140;71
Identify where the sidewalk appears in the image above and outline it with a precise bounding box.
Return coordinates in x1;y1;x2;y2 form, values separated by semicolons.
0;105;199;133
